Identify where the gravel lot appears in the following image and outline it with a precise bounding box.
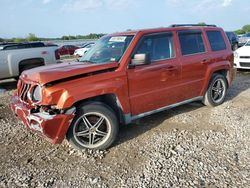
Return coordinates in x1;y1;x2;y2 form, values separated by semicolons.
0;70;250;187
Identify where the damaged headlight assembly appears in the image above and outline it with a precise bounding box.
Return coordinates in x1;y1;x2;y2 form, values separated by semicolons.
32;85;42;102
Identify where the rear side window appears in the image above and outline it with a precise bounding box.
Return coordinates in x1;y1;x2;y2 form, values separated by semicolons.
178;31;205;55
206;31;226;51
134;33;175;61
30;43;44;48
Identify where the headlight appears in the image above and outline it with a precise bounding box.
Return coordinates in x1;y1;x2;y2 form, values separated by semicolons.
234;51;239;58
32;85;42;102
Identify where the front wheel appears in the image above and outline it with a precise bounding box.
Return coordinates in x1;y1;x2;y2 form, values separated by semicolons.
203;74;228;107
66;103;119;150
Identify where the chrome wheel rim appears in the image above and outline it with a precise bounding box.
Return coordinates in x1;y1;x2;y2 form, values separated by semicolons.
211;78;226;103
73;112;111;149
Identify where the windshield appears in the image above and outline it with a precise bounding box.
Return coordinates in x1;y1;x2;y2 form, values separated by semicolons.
80;35;134;64
245;40;250;46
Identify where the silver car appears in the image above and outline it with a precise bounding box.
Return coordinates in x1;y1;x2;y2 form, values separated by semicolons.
239;33;250;47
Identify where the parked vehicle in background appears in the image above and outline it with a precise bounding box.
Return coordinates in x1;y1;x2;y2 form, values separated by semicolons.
226;31;239;50
238;34;243;38
0;42;59;80
234;40;250;69
74;42;95;57
239;33;250;47
11;24;236;150
57;45;79;56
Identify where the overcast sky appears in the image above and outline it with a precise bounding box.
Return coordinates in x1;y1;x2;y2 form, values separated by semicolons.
0;0;249;38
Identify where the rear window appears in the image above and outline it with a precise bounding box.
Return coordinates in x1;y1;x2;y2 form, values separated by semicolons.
178;31;205;56
206;31;226;51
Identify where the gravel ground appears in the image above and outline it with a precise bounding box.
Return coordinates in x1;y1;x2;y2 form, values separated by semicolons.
0;70;250;187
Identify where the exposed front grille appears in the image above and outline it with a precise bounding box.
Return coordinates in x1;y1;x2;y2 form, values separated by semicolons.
18;80;32;102
240;62;250;67
240;56;250;59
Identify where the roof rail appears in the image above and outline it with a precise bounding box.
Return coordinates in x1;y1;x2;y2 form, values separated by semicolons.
170;24;217;27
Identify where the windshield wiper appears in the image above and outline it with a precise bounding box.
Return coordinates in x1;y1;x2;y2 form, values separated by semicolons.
79;60;96;64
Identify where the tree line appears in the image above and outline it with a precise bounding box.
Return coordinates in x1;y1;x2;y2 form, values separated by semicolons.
1;24;250;43
0;33;105;43
235;25;250;35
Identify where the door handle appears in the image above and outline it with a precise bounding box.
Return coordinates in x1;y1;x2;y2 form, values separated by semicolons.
201;59;210;65
164;65;178;71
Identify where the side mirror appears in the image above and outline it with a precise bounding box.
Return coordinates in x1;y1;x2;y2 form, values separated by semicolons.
130;53;151;67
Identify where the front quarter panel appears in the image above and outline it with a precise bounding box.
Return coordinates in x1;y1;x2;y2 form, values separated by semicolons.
43;70;130;113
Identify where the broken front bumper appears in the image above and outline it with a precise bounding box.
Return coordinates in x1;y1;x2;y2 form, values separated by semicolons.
10;95;75;144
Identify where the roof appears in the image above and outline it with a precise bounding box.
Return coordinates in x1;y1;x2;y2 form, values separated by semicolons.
110;24;219;36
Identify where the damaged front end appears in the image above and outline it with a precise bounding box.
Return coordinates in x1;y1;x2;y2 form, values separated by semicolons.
10;79;75;144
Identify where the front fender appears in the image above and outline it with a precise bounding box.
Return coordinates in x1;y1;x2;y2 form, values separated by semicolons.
43;72;131;114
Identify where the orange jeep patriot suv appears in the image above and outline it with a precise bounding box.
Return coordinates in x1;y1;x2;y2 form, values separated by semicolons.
11;24;236;150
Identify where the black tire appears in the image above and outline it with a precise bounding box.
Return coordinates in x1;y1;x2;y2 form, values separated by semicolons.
203;74;228;107
66;102;119;150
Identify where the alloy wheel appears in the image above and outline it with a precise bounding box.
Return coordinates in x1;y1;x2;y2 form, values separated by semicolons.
73;112;111;149
211;78;226;103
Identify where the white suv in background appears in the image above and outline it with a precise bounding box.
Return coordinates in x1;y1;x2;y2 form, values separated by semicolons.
74;43;95;58
234;40;250;69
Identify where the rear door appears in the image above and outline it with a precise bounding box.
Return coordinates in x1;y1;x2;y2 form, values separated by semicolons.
177;30;209;100
127;32;182;115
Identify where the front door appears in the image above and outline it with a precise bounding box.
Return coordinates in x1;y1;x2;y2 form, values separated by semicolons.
127;32;182;115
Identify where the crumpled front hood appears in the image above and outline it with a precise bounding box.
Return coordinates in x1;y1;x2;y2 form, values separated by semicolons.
21;61;119;85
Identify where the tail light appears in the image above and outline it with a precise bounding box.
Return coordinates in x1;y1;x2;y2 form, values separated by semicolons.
55;49;60;60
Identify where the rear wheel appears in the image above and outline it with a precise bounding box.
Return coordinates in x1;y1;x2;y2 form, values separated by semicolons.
66;103;119;150
203;74;228;107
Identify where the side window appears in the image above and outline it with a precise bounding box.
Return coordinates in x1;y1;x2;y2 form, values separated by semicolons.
31;43;44;48
178;31;205;55
206;31;226;51
23;44;31;48
134;33;175;61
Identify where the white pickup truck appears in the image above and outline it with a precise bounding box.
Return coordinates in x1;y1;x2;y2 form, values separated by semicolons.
0;42;59;80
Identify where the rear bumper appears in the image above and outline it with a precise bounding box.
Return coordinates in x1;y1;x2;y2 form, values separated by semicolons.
10;95;75;144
